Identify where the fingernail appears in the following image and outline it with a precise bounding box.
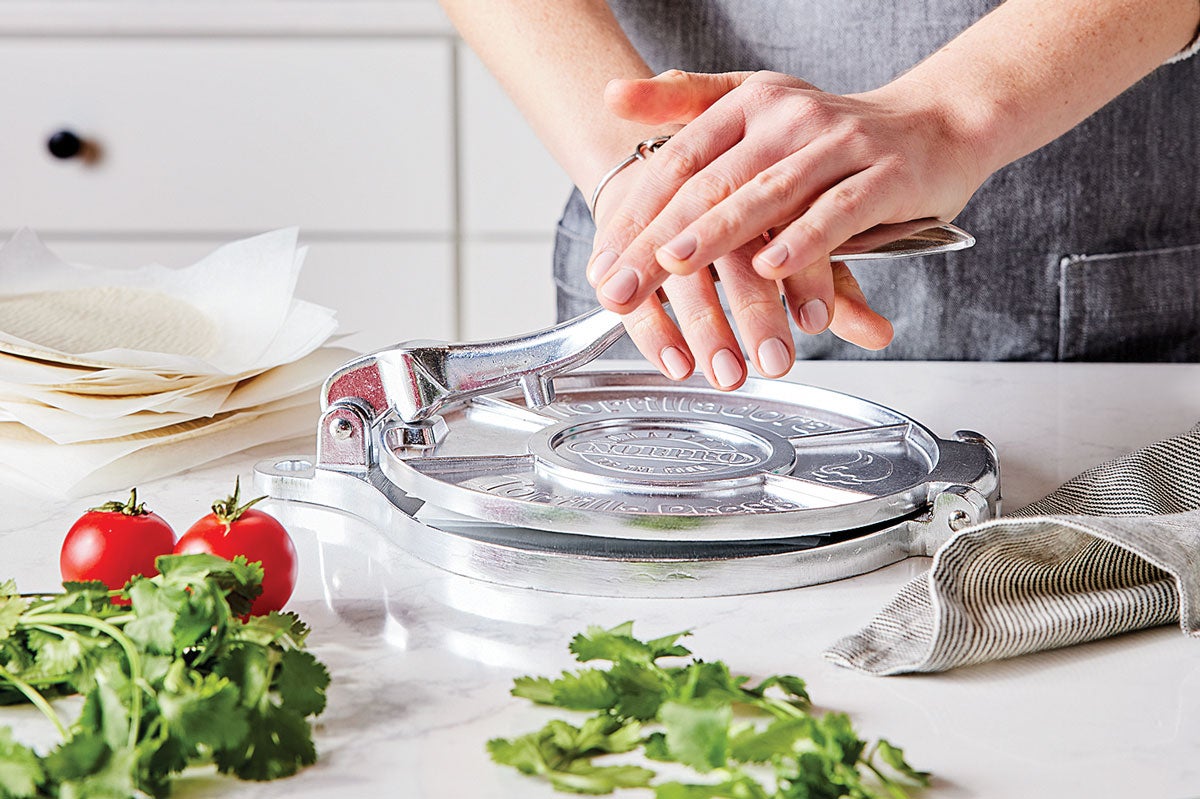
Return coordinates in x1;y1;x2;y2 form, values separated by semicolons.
601;268;640;305
756;337;792;376
711;348;743;388
798;299;829;334
757;243;789;269
587;250;618;285
658;232;697;263
660;346;691;380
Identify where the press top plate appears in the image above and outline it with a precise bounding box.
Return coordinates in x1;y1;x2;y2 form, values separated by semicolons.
380;371;950;542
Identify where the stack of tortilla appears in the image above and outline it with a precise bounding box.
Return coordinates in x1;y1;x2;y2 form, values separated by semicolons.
0;229;354;498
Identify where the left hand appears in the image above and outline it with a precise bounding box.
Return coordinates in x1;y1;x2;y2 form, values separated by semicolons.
587;69;984;328
592;154;892;390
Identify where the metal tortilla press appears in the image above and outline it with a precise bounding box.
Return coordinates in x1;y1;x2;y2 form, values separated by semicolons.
255;221;999;597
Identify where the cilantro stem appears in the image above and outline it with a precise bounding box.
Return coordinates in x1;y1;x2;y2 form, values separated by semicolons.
0;663;68;740
27;614;145;750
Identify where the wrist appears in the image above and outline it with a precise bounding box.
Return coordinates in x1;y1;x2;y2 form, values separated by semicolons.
862;75;1006;191
578;125;683;216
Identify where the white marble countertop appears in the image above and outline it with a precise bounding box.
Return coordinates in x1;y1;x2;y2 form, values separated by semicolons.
4;361;1200;798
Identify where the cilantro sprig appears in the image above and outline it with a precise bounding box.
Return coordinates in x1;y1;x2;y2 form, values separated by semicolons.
490;621;929;798
0;554;329;798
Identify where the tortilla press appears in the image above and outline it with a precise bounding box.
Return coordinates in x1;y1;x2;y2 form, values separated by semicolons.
255;220;999;597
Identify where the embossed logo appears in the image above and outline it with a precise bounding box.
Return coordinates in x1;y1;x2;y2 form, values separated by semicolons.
562;429;763;477
809;451;894;485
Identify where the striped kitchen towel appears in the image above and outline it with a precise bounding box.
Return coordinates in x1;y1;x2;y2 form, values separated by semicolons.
825;422;1200;675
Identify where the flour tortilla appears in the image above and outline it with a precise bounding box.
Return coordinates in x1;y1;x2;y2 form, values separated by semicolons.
0;286;218;364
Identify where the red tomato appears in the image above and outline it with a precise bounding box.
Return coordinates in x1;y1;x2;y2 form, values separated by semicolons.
60;488;176;592
173;477;297;616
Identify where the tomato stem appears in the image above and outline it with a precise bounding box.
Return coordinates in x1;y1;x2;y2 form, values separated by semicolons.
211;476;267;528
89;487;148;516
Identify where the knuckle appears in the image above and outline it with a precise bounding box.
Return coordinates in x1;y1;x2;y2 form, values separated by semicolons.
687;171;739;209
731;294;786;325
790;218;830;255
750;168;803;203
655;145;702;183
624;308;667;343
683;303;730;334
825;181;867;218
604;206;654;241
742;79;782;106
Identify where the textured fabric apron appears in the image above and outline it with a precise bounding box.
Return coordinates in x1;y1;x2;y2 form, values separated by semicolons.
553;0;1200;361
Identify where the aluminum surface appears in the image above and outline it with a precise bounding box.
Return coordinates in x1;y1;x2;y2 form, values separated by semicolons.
254;457;992;598
380;372;994;541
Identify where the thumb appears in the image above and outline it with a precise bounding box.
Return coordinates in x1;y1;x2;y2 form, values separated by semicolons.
827;264;894;350
605;69;754;125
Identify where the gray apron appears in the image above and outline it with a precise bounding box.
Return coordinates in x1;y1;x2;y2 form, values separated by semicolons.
553;0;1200;361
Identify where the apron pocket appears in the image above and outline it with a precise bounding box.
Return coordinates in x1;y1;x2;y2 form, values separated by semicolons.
1059;243;1200;361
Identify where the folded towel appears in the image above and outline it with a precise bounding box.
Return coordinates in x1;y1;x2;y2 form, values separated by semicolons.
825;423;1200;675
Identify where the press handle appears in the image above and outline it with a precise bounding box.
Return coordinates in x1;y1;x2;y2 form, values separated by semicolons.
324;306;625;423
322;219;976;423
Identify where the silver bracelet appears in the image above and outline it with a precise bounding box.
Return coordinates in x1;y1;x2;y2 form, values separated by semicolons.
588;135;673;219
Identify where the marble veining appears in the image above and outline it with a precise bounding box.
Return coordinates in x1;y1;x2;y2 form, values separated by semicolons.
3;362;1199;798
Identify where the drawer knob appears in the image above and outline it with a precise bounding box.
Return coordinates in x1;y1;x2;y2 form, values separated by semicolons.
47;130;84;160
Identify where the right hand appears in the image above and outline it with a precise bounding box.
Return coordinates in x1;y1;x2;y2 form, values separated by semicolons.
592;164;893;391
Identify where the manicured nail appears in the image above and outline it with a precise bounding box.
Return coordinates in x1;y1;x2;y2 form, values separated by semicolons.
757;243;789;269
660;346;691;380
797;299;829;334
587;250;618;285
658;232;697;263
756;337;792;377
601;268;640;305
711;348;743;388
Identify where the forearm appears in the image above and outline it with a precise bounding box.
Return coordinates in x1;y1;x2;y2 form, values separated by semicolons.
881;0;1200;182
439;0;665;196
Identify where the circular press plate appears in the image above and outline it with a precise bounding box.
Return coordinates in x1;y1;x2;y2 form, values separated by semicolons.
382;372;950;543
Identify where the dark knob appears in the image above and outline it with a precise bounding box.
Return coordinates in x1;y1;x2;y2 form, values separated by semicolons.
47;130;84;160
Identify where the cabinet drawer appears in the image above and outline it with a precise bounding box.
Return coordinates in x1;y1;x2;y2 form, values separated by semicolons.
3;38;453;234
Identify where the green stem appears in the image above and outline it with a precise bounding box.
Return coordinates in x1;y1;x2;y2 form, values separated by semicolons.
28;614;145;749
0;663;68;740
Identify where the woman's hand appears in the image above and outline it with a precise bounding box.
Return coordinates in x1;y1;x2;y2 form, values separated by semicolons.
592;161;893;390
587;69;985;378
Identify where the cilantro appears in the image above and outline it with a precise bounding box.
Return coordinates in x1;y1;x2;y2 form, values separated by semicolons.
0;727;43;798
0;554;329;796
487;715;653;795
491;621;930;798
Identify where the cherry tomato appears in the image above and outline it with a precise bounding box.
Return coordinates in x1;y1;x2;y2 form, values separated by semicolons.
60;488;176;592
173;477;297;616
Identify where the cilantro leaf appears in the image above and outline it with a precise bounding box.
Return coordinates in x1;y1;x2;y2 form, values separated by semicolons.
42;732;138;799
874;739;931;787
605;659;675;721
0;587;27;643
0;727;44;799
214;702;317;781
276;648;330;718
514;669;617;711
155;553;263;619
728;717;812;763
660;700;731;772
570;622;691;665
493;623;930;799
488;717;653;796
0;554;329;796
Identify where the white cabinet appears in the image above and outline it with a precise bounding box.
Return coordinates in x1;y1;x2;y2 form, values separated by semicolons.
1;1;571;352
1;38;454;234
